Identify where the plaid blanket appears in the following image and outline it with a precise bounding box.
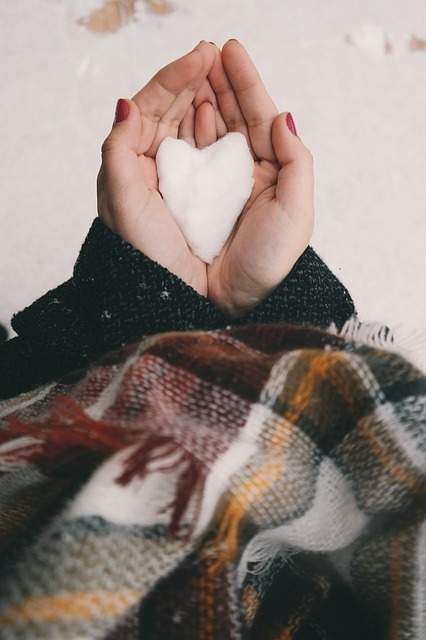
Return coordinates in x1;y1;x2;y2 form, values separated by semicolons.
0;319;425;639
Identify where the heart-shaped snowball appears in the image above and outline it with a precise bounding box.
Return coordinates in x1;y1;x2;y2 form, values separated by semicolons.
156;132;254;264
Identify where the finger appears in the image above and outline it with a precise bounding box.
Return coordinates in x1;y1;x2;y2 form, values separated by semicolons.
178;104;195;147
272;112;314;232
195;102;217;148
102;98;142;156
100;98;150;223
179;103;196;146
130;48;200;153
145;41;217;156
193;70;228;138
221;39;278;162
207;43;251;151
215;106;228;138
132;43;205;116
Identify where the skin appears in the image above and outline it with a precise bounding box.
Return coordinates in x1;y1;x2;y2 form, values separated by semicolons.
97;39;314;317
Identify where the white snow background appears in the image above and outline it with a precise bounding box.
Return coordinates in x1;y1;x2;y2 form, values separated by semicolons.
1;0;425;345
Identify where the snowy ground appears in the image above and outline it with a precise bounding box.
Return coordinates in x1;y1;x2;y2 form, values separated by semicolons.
1;1;425;352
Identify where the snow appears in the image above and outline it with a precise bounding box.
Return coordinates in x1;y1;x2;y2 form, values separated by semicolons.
1;0;426;346
156;133;254;264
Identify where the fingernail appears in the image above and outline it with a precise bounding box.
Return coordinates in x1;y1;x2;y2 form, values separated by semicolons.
209;41;216;46
114;98;129;124
286;112;297;136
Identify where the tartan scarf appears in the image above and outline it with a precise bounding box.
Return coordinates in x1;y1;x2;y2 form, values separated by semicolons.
0;318;425;640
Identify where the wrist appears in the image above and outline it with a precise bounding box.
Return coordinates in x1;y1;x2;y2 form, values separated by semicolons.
168;256;208;298
207;276;265;319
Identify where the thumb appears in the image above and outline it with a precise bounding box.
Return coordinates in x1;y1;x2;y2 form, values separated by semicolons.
102;98;142;157
99;98;151;233
100;97;147;202
271;112;314;233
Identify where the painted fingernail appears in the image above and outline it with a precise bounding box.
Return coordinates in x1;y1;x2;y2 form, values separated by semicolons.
286;112;297;136
114;98;129;124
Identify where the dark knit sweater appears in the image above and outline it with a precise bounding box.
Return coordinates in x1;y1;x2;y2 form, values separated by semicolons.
0;218;356;400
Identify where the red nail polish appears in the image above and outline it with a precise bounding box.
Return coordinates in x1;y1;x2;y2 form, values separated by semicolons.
114;98;129;124
286;112;297;136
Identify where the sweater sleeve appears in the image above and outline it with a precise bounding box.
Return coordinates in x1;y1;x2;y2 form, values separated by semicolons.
0;218;356;399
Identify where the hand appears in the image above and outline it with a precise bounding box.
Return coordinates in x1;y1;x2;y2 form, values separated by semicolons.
97;41;217;297
192;40;315;317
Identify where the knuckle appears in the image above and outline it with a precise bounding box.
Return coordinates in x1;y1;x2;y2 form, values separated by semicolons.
226;117;245;132
247;114;270;128
101;134;116;156
101;131;120;155
301;146;314;166
161;113;181;129
150;107;163;123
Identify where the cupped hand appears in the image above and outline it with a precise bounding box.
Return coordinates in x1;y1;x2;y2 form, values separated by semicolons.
97;41;216;297
97;39;314;318
191;40;315;317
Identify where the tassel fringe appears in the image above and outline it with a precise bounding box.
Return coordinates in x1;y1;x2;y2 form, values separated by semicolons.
237;534;302;587
327;315;426;372
116;435;207;539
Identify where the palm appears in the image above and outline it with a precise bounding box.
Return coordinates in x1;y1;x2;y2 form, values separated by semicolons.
135;154;206;289
209;159;280;281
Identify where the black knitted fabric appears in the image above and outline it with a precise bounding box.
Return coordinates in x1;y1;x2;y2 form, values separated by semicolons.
0;217;356;400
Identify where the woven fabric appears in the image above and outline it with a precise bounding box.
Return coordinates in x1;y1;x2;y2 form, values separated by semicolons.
0;320;425;639
0;218;355;400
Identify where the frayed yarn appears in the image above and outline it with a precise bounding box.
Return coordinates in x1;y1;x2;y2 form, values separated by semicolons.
237;533;301;587
327;315;426;372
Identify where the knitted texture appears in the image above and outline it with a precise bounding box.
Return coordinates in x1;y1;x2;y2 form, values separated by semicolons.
0;218;355;399
0;321;424;639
